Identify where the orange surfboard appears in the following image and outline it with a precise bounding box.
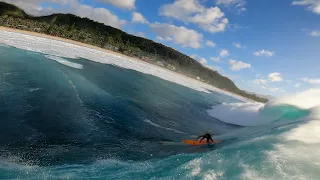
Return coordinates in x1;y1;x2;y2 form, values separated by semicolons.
183;139;221;146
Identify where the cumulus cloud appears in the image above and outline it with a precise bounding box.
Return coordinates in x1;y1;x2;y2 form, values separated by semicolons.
190;54;198;59
292;0;320;15
132;12;148;24
5;0;126;29
210;57;221;62
301;77;320;84
216;0;246;13
206;40;216;47
68;1;126;29
159;0;229;33
228;59;251;71
219;49;230;57
233;42;245;49
2;0;57;16
268;72;283;82
310;30;320;37
190;54;216;67
199;57;207;64
99;0;136;9
150;22;203;49
253;49;275;57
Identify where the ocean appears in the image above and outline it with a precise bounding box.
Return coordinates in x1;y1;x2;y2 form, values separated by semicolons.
1;31;320;180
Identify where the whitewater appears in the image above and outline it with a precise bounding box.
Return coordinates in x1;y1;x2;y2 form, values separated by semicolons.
1;30;320;179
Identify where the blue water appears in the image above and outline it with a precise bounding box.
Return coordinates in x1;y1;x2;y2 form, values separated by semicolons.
1;46;320;180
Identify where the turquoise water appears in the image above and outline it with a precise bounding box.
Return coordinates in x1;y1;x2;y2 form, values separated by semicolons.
1;45;320;179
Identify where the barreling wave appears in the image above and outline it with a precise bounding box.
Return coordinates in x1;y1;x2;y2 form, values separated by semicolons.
207;89;320;127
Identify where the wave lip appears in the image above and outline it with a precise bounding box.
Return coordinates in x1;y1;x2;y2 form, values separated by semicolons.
207;102;280;126
207;89;320;127
45;55;83;69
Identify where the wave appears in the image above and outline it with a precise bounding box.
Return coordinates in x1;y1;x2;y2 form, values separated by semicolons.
0;30;249;102
45;55;83;69
207;89;320;127
143;119;186;134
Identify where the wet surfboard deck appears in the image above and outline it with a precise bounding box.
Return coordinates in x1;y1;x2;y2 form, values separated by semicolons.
183;139;221;146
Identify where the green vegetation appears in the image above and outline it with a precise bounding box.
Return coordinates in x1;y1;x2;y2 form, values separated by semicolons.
0;2;268;102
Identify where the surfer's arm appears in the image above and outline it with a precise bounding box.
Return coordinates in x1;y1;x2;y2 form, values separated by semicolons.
196;135;204;140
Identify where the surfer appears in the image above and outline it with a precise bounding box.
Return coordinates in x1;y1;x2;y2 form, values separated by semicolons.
197;133;214;143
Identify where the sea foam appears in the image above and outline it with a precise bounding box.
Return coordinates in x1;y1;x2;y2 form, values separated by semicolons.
45;55;83;69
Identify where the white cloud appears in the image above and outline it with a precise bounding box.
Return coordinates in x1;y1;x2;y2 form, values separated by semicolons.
268;72;283;82
233;42;245;49
99;0;136;9
5;0;126;29
216;0;246;13
219;49;230;57
159;0;229;33
133;31;145;38
210;57;221;62
205;65;221;71
199;57;207;64
253;79;268;85
310;30;320;37
190;54;198;59
253;49;275;57
149;22;203;49
295;83;301;88
2;0;56;16
269;87;285;93
191;54;213;67
132;12;148;24
206;40;216;47
301;77;320;84
292;0;320;15
260;86;284;93
156;36;164;41
252;79;286;93
228;59;251;71
68;1;126;29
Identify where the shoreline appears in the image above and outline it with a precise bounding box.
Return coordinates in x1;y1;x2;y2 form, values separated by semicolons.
0;26;253;102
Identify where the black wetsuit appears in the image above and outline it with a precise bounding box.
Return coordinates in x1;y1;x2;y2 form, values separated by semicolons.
197;133;213;143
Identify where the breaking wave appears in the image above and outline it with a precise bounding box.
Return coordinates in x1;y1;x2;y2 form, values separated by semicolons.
45;55;83;69
207;89;320;127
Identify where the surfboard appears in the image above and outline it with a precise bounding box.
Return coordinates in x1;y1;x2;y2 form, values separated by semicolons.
183;139;221;146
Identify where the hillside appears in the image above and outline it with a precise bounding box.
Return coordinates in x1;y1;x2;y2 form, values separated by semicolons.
0;2;267;102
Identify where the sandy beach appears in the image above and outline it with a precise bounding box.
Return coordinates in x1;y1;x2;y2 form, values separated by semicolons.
0;26;252;102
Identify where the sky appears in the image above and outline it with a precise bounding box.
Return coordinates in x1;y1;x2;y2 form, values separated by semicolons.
4;0;320;96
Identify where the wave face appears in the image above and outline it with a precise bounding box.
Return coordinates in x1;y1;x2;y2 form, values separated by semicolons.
1;43;320;179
